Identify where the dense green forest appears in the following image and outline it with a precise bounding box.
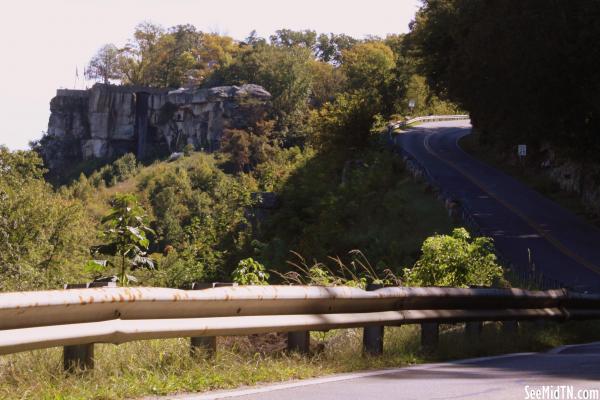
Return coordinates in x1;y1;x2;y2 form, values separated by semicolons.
409;0;600;160
2;22;501;292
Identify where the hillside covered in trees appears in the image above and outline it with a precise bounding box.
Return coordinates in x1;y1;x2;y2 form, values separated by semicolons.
2;23;467;291
8;2;597;292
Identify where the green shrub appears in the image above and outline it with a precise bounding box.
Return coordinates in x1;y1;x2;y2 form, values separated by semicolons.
183;144;195;157
231;258;270;285
403;228;503;287
111;153;138;182
260;145;453;277
135;154;254;281
158;250;210;288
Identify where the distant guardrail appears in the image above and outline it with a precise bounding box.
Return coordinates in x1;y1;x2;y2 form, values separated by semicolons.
0;285;599;370
390;114;470;130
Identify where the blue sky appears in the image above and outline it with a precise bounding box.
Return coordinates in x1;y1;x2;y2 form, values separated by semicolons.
0;0;420;150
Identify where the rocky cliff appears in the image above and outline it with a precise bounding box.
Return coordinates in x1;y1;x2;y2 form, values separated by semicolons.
539;143;600;217
38;83;271;177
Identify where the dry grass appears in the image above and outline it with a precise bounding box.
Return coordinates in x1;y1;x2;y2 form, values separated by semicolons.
0;328;417;400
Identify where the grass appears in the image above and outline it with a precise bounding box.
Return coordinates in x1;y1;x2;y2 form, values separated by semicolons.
459;133;599;226
1;321;599;399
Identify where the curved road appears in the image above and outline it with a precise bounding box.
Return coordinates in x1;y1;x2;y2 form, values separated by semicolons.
397;120;600;292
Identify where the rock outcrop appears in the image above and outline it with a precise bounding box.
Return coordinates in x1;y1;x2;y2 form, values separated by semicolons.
540;143;600;216
39;83;271;176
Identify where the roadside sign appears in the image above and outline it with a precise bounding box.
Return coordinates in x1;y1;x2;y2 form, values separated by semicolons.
518;144;527;157
408;99;416;109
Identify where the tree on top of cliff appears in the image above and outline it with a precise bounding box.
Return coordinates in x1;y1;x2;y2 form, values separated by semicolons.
85;44;123;84
269;29;317;50
115;22;239;88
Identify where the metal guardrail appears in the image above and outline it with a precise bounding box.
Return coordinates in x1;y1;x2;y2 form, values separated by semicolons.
389;114;470;130
1;285;599;359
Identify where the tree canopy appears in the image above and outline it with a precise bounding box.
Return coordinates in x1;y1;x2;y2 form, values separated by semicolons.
81;24;456;149
0;147;92;291
85;44;122;84
408;0;600;158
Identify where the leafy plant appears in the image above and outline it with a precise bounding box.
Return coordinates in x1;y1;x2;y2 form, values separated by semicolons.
158;249;210;288
88;194;156;286
231;258;270;285
403;228;503;287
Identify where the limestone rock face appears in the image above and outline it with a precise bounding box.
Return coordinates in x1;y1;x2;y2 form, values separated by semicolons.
39;83;271;178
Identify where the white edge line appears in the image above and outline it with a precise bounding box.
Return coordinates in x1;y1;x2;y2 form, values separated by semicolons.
546;340;600;354
151;351;536;400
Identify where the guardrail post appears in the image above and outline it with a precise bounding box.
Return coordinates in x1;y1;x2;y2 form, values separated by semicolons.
363;283;384;355
64;343;94;372
465;321;483;341
190;336;217;357
287;331;310;354
502;320;519;335
534;319;548;329
188;282;237;357
63;281;116;371
421;322;439;351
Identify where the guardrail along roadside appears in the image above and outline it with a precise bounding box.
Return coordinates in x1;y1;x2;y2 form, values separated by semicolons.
1;285;599;371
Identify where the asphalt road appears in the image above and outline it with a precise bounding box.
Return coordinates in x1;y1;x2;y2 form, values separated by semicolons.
155;342;600;399
397;120;600;292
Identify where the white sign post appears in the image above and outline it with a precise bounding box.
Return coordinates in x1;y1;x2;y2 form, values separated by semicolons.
518;144;527;157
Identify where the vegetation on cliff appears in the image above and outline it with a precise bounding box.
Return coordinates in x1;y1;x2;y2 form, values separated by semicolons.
82;23;457;139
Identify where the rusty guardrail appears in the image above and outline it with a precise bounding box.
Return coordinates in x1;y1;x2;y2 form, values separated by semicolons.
0;285;599;369
0;286;575;330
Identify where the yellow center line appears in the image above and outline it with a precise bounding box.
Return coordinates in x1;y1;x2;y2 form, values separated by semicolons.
421;130;600;277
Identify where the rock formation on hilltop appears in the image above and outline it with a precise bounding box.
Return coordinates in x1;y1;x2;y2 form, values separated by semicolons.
37;83;271;178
